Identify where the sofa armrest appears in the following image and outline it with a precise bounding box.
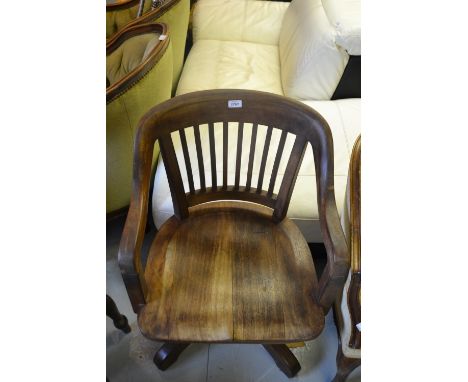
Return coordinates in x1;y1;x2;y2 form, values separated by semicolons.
192;0;289;46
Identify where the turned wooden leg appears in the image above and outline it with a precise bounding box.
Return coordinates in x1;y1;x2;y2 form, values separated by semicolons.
331;342;361;382
153;343;190;371
263;344;301;378
106;295;131;334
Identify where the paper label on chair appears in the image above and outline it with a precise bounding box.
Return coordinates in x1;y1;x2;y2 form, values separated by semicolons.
356;322;361;332
228;100;242;108
159;34;167;41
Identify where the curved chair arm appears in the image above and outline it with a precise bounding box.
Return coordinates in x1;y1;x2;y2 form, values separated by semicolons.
112;25;171;313
347;135;361;347
312;126;351;313
118;129;154;314
349;136;361;275
317;197;350;313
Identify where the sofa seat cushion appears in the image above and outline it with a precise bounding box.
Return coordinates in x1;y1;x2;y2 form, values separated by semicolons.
175;39;284;96
151;98;360;242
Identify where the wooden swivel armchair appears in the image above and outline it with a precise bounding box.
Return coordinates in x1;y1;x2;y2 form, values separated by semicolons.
118;89;350;378
333;136;361;382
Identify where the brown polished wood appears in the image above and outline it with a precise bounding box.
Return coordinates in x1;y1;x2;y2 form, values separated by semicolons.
106;295;131;333
263;344;301;378
332;135;361;381
118;89;350;376
140;201;323;343
107;0;180;42
347;135;361;349
331;338;361;382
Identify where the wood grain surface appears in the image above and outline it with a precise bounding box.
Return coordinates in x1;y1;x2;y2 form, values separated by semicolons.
139;201;324;343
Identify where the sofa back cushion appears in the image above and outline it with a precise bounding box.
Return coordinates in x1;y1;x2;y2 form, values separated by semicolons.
279;0;349;100
322;0;361;55
106;33;161;86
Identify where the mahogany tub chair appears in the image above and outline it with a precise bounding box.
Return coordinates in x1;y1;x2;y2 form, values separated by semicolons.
106;23;173;214
107;0;190;94
106;0;152;40
333;135;361;381
118;89;350;378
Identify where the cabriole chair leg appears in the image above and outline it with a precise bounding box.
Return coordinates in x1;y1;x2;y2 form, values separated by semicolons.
331;342;361;382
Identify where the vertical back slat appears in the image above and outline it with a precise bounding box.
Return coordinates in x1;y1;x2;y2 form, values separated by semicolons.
208;122;217;190
159;135;189;219
256;126;273;193
273;136;307;222
234;122;244;190
223;121;228;189
245;123;258;191
179;128;195;194
193;125;206;192
267;130;288;197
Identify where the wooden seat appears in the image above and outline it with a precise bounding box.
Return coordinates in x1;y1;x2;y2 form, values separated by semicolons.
118;89;349;377
139;201;324;343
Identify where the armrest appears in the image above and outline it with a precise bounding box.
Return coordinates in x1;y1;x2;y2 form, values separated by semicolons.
192;0;289;46
312;127;351;313
349;135;361;275
347;135;361;346
118;127;155;314
317;197;350;313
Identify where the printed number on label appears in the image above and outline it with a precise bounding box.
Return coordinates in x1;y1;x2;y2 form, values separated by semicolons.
228;100;242;108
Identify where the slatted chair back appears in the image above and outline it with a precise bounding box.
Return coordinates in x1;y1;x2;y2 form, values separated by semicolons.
132;89;337;223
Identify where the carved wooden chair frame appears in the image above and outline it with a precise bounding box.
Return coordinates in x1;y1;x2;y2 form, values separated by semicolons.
118;89;350;377
333;135;361;382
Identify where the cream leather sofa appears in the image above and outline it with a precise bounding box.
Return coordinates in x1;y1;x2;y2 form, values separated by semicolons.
151;0;361;242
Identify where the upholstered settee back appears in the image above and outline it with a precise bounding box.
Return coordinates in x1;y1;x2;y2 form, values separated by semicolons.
192;0;289;46
107;0;190;94
279;0;349;100
322;0;361;55
106;0;152;39
106;24;173;213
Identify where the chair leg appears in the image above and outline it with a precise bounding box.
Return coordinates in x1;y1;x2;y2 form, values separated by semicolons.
331;342;360;382
263;344;301;378
106;295;131;334
153;343;190;371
